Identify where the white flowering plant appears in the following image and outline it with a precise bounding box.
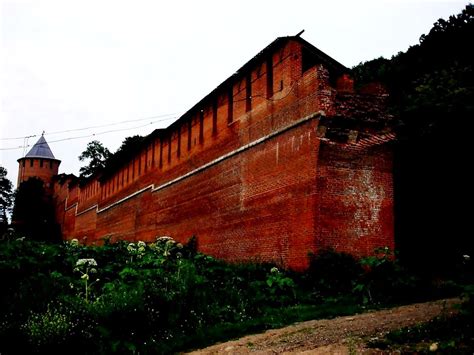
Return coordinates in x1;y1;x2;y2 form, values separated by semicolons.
74;258;99;303
149;236;183;259
126;241;147;263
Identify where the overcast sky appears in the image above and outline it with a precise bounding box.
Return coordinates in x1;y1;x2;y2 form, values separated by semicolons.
0;0;468;187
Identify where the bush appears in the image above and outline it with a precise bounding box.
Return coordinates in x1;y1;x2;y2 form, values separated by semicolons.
305;249;362;297
0;239;464;353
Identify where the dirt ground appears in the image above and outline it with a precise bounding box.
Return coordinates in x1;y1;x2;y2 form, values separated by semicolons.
187;298;459;354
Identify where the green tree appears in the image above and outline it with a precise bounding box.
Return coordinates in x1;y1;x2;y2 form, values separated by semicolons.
0;166;14;234
100;135;144;180
12;177;59;242
352;4;474;273
78;140;111;179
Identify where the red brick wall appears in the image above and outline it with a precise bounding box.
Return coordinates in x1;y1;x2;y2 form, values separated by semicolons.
316;143;395;256
93;119;320;269
51;38;395;269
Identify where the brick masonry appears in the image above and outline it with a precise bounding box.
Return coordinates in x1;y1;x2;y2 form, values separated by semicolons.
46;36;394;270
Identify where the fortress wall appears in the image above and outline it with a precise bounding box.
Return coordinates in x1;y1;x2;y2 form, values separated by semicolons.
95;119;320;270
52;38;395;269
316;143;395;256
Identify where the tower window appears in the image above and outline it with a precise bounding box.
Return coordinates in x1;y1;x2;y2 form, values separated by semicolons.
30;159;33;167
50;161;53;169
40;159;43;167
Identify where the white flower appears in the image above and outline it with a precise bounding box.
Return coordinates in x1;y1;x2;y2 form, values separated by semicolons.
70;238;79;247
156;236;173;242
81;274;89;280
176;243;183;249
137;241;146;248
270;267;279;274
75;258;97;267
138;246;145;253
127;243;136;252
429;342;438;352
463;254;470;261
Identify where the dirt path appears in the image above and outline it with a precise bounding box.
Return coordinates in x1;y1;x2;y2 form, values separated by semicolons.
187;298;459;354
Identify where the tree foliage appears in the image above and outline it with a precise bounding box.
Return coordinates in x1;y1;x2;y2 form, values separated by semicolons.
100;135;145;181
353;3;474;134
0;166;14;234
12;177;59;242
353;4;474;272
78;140;111;179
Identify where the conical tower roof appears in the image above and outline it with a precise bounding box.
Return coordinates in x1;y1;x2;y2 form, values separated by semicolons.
24;135;57;159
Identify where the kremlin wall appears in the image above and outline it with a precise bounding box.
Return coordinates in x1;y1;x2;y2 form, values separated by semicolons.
17;36;395;270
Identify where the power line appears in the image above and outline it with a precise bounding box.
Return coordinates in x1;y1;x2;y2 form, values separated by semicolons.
0;112;178;141
46;113;178;136
0;117;177;151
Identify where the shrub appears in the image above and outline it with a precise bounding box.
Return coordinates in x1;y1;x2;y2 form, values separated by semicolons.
354;247;421;304
305;249;362;297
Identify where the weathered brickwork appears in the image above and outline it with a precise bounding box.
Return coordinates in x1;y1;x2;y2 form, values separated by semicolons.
45;36;395;270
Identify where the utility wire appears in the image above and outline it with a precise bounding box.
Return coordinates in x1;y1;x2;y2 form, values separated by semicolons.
45;113;178;136
0;112;178;141
2;61;307;150
0;117;177;151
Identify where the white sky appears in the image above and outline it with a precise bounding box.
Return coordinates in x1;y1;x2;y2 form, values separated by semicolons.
0;0;468;187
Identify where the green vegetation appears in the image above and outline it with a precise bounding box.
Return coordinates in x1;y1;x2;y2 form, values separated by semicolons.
0;235;467;354
353;4;474;273
0;166;14;235
12;177;59;242
78;140;111;179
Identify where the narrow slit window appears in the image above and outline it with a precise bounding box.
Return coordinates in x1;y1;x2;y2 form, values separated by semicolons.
245;74;252;112
132;159;135;180
188;120;192;150
228;88;233;123
168;136;172;163
177;127;181;158
159;139;163;168
199;111;204;144
138;153;142;175
152;141;155;167
144;149;148;173
212;99;218;135
266;57;273;98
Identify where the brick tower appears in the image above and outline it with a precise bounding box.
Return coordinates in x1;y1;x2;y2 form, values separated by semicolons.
17;134;61;189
